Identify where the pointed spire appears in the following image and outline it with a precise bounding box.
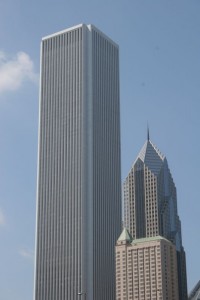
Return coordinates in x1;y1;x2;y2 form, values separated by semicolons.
147;123;150;141
117;227;133;243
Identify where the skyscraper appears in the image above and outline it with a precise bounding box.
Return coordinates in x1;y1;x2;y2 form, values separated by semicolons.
189;280;200;300
123;133;188;299
34;24;121;300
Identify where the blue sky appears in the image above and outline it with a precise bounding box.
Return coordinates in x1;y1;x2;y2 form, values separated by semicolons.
0;1;199;299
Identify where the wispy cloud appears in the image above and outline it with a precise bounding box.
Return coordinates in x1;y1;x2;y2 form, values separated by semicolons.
19;248;34;260
0;50;38;94
0;208;6;226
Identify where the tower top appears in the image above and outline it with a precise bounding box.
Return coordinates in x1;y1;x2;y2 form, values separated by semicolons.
135;138;165;176
147;124;150;141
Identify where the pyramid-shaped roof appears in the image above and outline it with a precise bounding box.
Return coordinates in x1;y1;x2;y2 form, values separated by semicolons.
117;227;133;243
136;139;165;176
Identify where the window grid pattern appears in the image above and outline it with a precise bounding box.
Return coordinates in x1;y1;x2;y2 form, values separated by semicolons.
123;140;188;299
115;238;179;300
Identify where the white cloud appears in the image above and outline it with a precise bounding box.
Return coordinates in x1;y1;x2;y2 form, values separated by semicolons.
19;248;34;260
0;208;6;226
0;50;38;94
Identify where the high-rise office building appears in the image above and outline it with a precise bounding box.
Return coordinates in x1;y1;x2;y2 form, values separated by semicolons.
115;228;179;300
123;133;188;299
34;24;121;300
189;281;200;300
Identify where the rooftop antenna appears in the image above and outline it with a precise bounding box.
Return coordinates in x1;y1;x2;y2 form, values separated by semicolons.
147;123;150;141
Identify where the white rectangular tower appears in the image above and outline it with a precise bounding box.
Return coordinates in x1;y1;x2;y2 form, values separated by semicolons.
34;24;122;300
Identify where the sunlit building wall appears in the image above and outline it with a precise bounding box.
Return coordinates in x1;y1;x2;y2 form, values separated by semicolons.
116;229;179;300
34;24;121;300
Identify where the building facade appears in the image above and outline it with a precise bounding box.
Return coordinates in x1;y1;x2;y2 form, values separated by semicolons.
189;280;200;300
123;135;188;299
116;228;179;300
34;24;122;300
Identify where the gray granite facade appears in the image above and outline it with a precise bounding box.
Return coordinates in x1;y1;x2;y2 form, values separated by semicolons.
34;24;121;300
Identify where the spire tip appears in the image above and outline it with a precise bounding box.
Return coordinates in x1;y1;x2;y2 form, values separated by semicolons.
147;124;150;141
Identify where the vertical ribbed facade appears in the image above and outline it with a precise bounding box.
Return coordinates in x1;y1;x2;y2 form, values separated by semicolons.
34;24;121;300
91;28;121;300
